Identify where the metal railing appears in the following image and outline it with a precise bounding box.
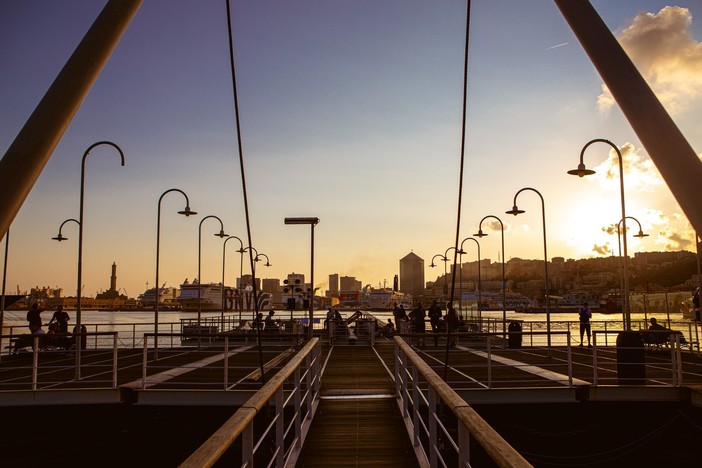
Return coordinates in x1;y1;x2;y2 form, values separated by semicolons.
179;338;321;467
394;336;532;467
0;332;119;390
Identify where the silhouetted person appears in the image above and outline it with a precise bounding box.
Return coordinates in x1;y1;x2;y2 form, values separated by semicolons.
578;302;592;347
26;303;43;334
428;300;442;346
410;302;425;346
49;304;70;334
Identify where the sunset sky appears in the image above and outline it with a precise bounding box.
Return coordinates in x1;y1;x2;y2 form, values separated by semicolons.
1;0;701;299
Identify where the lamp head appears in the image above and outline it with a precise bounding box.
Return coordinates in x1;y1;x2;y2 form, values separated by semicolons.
474;230;487;238
215;229;228;238
52;233;67;242
505;205;524;216
457;249;465;255
634;230;649;239
567;163;596;178
429;263;436;268
178;206;197;217
284;217;320;225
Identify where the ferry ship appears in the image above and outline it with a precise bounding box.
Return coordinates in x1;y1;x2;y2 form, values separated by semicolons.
176;279;226;311
367;289;412;311
137;286;179;309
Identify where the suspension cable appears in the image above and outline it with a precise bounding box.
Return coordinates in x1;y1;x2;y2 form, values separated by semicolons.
445;0;472;381
224;0;265;384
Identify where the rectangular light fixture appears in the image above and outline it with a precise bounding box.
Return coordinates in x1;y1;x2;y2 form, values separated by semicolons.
284;217;320;225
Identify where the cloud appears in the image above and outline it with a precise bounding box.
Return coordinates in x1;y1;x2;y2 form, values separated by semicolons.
591;142;664;191
598;6;702;115
592;243;611;256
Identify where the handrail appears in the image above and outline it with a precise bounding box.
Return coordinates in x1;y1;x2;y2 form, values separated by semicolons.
394;336;532;467
179;337;320;467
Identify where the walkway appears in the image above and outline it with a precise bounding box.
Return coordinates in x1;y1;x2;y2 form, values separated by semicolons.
295;344;420;467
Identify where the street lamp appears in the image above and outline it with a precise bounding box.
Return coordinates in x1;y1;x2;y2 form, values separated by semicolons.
616;216;648;320
55;141;124;378
254;253;271;268
155;189;196;355
569;139;632;329
198;215;228;331
284;217;320;340
458;237;481;317
430;254;448;304
222;235;244;328
474;215;506;336
506;187;552;349
444;246;458;303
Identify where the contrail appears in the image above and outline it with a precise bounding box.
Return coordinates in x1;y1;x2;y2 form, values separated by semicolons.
544;42;568;50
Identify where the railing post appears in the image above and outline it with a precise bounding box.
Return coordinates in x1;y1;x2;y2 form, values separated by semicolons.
224;336;229;390
32;335;39;391
593;332;599;386
566;332;573;386
458;422;470;466
113;333;118;388
142;334;149;390
429;386;437;467
242;424;253;467
487;335;492;389
401;351;409;418
673;334;683;386
276;386;284;467
294;364;302;448
411;364;419;446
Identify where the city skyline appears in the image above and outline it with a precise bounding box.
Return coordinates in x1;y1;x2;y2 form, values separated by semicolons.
2;1;701;299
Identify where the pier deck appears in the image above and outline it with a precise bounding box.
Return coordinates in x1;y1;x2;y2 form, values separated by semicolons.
1;335;702;465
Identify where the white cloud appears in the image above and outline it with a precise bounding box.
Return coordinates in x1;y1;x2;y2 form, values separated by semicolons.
598;6;702;115
591;142;664;191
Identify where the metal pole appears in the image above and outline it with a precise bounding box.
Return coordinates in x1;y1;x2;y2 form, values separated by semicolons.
309;223;315;340
0;0;142;237
0;228;8;359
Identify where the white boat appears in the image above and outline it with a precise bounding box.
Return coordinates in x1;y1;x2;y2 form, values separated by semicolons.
138;286;179;309
368;289;412;311
177;279;226;311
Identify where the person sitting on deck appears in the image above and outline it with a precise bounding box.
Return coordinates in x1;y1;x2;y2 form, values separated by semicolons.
264;310;280;333
647;317;686;346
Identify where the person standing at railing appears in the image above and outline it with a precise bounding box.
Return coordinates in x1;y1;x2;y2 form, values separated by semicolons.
410;302;426;347
428;300;443;346
578;302;592;347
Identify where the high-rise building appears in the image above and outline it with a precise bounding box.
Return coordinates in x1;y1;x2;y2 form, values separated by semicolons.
329;274;339;298
400;252;424;299
340;276;360;291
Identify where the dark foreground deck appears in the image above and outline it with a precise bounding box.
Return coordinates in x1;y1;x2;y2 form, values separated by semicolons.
1;336;702;466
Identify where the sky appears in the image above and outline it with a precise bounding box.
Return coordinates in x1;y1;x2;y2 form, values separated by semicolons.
1;0;702;299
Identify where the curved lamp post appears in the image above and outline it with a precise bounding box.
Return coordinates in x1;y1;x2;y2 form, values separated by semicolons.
198;216;228;332
506;187;552;349
254;253;272;268
285;217;320;340
459;237;481;317
474;215;506;336
444;246;458;306
155;188;196;355
430;254;448;304
222;235;244;328
569;139;632;328
55;141;124;378
616;216;648;317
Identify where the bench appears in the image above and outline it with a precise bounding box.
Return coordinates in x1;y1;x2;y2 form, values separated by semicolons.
642;329;688;349
6;333;74;355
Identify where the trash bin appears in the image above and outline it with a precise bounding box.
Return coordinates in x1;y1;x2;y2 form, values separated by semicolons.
616;330;645;384
508;321;522;349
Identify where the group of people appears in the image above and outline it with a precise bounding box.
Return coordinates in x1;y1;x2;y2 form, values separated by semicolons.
251;310;282;333
16;303;77;352
27;303;71;335
391;300;461;346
